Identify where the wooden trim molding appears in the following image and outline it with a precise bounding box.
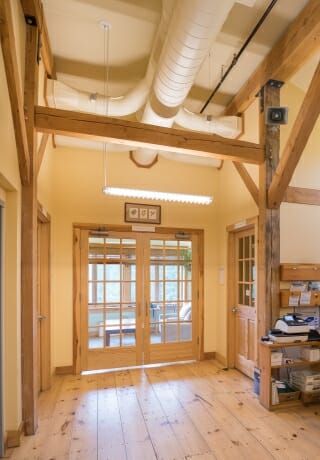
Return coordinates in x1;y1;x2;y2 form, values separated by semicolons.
203;352;216;360
214;352;227;367
55;366;74;375
226;216;257;233
6;422;24;448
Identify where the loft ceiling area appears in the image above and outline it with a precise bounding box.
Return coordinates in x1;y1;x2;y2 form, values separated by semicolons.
41;0;318;167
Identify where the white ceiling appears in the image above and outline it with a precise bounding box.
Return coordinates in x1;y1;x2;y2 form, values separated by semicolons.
41;0;316;166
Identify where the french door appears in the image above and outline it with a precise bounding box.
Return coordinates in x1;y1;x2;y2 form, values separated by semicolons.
74;227;202;371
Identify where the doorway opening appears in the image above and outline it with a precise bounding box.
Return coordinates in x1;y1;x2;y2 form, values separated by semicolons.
227;218;258;378
37;206;51;393
74;225;204;372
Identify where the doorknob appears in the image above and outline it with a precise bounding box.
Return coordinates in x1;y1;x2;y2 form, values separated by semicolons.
231;307;238;313
37;314;47;321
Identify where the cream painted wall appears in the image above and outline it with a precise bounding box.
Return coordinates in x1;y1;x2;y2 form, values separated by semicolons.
215;98;260;363
0;0;26;433
280;82;320;262
49;146;220;365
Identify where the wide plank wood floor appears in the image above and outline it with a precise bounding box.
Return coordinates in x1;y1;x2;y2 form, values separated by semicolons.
6;360;320;460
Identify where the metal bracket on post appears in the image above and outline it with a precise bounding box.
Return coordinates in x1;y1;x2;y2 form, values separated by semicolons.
256;87;265;113
266;79;284;88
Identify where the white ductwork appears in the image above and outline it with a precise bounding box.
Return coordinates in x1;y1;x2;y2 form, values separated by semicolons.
142;0;236;118
47;79;242;137
132;0;239;166
175;108;242;138
46;78;150;117
47;0;175;118
46;0;243;168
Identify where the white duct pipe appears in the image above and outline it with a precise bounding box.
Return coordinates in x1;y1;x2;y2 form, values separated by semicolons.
132;0;238;166
47;78;242;135
46;78;149;117
46;0;243;167
144;0;237;114
47;0;175;117
175;108;242;138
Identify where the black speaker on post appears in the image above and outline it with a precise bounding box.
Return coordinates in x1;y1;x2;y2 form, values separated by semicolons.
266;107;288;125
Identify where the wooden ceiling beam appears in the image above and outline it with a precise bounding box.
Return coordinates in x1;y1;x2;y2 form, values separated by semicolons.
268;60;320;209
0;0;30;184
284;187;320;206
225;0;320;116
20;0;55;77
34;106;265;165
233;162;259;206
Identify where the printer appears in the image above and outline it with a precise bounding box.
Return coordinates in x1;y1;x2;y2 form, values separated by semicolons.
275;314;310;334
269;314;310;343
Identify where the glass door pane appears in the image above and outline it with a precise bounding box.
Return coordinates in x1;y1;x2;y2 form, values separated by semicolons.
149;239;192;344
237;234;255;307
88;236;137;349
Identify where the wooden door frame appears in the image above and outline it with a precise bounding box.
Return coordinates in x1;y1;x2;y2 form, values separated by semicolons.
73;223;204;373
226;216;258;368
37;204;51;391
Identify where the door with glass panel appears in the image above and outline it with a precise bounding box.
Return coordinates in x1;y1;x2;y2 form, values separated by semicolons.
80;231;142;370
75;228;200;371
233;227;257;378
145;235;198;364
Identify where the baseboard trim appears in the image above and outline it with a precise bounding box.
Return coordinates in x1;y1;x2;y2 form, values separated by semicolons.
203;352;215;360
6;422;24;448
214;351;227;367
55;365;73;375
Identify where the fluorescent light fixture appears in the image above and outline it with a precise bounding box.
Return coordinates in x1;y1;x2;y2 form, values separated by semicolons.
102;187;213;205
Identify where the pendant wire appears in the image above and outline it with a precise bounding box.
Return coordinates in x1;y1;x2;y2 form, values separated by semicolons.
102;23;110;189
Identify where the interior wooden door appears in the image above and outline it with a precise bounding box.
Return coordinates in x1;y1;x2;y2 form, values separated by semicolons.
144;234;199;364
232;227;257;378
76;227;201;371
80;230;143;371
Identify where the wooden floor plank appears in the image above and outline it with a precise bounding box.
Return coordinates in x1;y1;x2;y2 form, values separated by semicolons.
129;368;187;460
114;369;157;460
96;372;127;460
163;363;273;460
67;375;99;460
145;365;212;458
6;360;320;460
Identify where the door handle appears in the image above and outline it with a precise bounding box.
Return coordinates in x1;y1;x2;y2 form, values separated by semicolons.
37;314;47;321
231;307;238;313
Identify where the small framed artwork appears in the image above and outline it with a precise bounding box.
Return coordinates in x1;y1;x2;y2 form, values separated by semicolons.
124;202;161;224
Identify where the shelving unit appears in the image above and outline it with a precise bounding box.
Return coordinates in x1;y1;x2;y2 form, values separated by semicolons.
259;340;320;410
259;263;320;410
280;263;320;312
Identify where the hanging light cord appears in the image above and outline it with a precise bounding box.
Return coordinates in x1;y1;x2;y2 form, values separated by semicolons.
102;22;110;189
